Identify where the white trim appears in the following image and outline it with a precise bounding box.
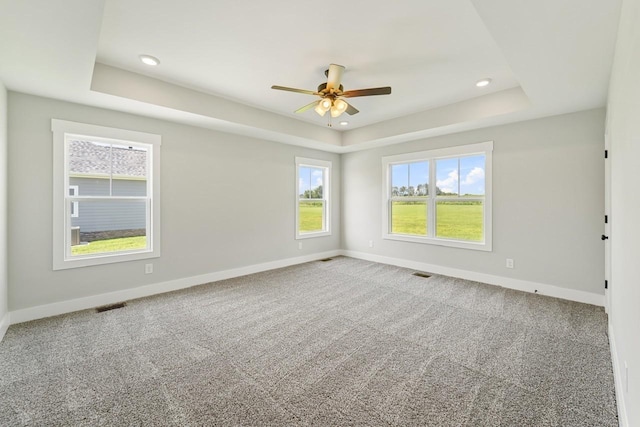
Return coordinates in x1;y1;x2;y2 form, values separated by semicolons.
609;321;629;427
51;119;161;146
9;250;342;325
6;249;606;328
382;141;493;251
69;185;79;217
0;313;9;343
383;141;494;163
341;250;605;306
295;157;332;239
52;119;161;270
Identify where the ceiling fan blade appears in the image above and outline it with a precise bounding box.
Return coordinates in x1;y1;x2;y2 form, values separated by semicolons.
326;64;345;91
345;102;359;115
294;100;319;114
271;85;317;95
342;87;392;98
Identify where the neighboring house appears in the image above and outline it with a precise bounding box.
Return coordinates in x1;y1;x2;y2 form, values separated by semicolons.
68;140;147;241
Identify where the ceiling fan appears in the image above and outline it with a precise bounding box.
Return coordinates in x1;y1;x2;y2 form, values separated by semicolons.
271;64;392;121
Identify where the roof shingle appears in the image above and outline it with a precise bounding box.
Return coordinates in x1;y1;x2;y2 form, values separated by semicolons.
68;140;147;177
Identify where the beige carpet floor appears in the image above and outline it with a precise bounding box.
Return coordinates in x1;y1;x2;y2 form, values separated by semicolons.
0;256;617;426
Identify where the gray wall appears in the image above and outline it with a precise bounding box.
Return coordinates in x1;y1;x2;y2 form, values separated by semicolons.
70;177;146;232
342;109;605;294
7;92;341;310
0;80;7;325
607;0;640;423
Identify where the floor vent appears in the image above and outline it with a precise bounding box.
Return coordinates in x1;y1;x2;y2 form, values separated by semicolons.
95;302;126;313
319;258;333;262
412;272;432;278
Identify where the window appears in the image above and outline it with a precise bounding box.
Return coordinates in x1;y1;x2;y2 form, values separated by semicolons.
382;141;492;251
296;157;331;239
69;186;79;218
52;120;161;270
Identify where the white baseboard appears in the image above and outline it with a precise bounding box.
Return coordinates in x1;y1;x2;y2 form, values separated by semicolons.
6;248;604;326
609;321;628;427
341;250;605;306
0;312;9;343
8;250;341;325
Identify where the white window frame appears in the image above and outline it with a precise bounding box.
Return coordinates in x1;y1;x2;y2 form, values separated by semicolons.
382;141;493;251
52;119;161;270
69;185;79;218
295;157;331;239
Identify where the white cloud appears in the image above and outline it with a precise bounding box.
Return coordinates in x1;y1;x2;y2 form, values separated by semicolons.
462;167;484;185
311;170;323;186
436;170;458;193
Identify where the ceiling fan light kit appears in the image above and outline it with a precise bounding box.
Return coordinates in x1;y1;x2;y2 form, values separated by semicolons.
271;64;392;124
314;98;332;116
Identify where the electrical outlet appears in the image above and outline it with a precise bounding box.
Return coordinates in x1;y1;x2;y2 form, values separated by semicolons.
145;263;153;274
506;258;514;269
369;240;374;248
298;242;303;250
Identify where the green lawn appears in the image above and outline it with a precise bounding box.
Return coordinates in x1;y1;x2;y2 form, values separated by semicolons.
391;201;483;241
71;236;147;256
392;201;427;235
299;202;323;233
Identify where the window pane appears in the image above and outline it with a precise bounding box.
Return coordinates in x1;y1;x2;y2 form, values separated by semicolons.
410;161;429;196
68;140;111;176
112;179;147;196
436;158;459;196
299;166;324;199
299;201;324;233
391;164;408;196
391;162;428;197
436;200;483;241
111;144;148;196
69;199;148;256
391;201;427;235
68;141;111;196
68;141;148;197
459;155;485;197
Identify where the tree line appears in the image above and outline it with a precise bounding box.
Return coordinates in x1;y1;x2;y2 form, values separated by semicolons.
300;185;323;199
391;184;455;196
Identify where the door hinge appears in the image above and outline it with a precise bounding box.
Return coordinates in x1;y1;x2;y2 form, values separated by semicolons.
605;215;608;224
605;280;608;289
605;150;608;159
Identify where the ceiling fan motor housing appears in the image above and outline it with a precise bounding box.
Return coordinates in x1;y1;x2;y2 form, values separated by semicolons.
317;82;344;94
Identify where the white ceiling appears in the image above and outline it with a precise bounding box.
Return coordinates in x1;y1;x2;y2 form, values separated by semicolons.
0;0;622;152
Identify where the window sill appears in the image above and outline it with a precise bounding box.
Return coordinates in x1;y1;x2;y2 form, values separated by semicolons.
296;230;331;240
54;249;160;270
383;233;492;252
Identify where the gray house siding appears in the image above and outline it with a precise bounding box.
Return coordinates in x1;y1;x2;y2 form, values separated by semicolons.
70;177;146;232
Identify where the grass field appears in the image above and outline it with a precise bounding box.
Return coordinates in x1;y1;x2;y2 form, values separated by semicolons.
299;202;323;232
72;201;480;253
392;201;427;235
391;201;483;241
71;236;147;256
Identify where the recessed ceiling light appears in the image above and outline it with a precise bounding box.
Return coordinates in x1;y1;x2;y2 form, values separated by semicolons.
339;121;349;126
139;54;160;66
476;78;492;88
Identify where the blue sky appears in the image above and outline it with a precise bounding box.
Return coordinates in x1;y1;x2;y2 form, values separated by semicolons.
299;166;324;195
392;155;485;195
391;162;429;194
